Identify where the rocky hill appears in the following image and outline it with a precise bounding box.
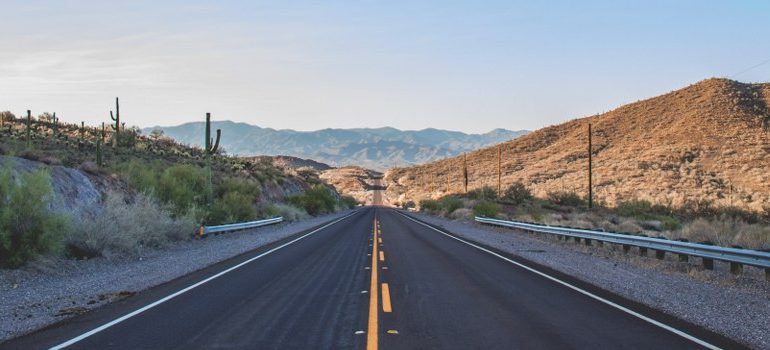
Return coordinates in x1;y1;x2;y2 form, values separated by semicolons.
145;124;528;170
385;78;770;211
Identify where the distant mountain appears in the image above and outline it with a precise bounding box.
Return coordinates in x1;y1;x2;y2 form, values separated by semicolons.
143;123;529;170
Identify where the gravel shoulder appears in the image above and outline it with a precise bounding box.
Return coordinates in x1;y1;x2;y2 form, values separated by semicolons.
409;212;770;350
0;210;353;343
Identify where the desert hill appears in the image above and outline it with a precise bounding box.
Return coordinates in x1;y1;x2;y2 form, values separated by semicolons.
385;78;770;211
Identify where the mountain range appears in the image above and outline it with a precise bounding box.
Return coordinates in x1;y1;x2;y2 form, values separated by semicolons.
143;123;528;170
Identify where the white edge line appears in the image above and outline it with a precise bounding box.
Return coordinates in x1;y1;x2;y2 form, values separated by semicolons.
49;210;360;350
397;212;723;350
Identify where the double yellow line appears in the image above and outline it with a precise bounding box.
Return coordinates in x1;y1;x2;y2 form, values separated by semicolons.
367;216;392;350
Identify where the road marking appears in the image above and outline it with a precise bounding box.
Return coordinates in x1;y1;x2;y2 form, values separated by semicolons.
381;283;392;313
47;210;361;350
379;251;385;262
397;212;723;350
378;237;382;244
367;216;379;350
387;330;399;335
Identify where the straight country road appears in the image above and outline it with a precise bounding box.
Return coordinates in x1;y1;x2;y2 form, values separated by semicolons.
2;207;748;350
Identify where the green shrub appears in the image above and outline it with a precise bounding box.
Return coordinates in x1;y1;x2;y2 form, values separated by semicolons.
473;201;501;218
207;191;257;225
157;164;207;216
467;186;497;200
419;199;441;212
439;196;464;215
288;185;337;216
402;201;416;209
502;182;533;205
0;167;67;267
340;195;359;209
660;216;682;231
547;191;585;207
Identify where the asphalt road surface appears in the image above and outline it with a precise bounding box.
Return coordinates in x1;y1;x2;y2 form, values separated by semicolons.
2;207;748;350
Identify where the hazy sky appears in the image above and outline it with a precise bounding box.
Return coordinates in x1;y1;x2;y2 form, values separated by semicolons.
1;1;769;133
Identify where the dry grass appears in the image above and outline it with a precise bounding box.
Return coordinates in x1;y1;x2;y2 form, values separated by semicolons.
65;192;196;259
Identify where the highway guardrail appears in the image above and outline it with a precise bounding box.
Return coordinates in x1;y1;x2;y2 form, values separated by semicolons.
200;217;284;237
475;216;770;278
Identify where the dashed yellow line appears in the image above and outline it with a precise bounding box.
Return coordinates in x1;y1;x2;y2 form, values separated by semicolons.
381;283;392;313
379;251;384;262
367;217;379;350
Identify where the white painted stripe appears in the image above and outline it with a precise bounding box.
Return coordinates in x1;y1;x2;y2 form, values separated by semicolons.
397;212;723;350
49;210;361;350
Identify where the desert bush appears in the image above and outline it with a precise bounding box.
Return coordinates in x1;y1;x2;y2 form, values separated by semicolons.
450;208;474;220
0;167;67;267
547;191;585;207
467;186;498;200
419;199;441;212
288;185;337;216
259;203;309;222
501;182;533;205
439;196;464;215
340;195;359;209
66;192;195;259
473;201;501;218
157;164;208;216
676;218;725;245
402;201;416;209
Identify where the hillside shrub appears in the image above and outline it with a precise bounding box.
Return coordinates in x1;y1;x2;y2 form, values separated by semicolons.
501;182;533;205
473;201;501;218
0;167;67;267
467;186;497;200
439;196;464;215
547;191;585;207
288;185;337;216
340;195;359;209
66;192;194;259
419;199;441;212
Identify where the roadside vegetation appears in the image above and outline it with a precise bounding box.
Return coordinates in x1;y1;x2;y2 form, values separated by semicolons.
412;182;770;251
0;111;358;268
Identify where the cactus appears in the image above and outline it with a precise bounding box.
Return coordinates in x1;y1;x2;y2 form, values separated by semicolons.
96;140;103;166
79;122;85;149
110;97;120;148
101;122;106;144
51;112;59;138
204;112;221;201
26;110;32;149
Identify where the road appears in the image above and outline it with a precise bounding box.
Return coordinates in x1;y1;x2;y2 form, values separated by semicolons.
3;208;746;350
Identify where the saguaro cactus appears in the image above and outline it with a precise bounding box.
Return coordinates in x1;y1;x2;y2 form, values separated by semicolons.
96;140;103;166
101;122;106;144
588;123;593;209
204;112;222;201
26;110;34;149
110;97;120;148
79;122;86;149
51;112;59;138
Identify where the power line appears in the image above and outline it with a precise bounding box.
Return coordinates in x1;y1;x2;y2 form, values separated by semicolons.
731;57;770;78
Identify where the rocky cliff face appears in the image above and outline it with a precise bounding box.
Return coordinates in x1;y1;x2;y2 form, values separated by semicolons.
0;156;104;217
386;78;770;211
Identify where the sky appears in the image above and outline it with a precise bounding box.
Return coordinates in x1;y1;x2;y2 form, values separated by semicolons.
1;1;769;133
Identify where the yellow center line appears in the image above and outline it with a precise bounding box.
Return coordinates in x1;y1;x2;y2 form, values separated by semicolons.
381;283;392;313
379;251;384;262
367;217;379;350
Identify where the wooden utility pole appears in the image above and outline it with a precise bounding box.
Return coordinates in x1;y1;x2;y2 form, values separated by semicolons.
446;172;450;193
463;153;468;193
588;123;593;209
497;144;502;198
